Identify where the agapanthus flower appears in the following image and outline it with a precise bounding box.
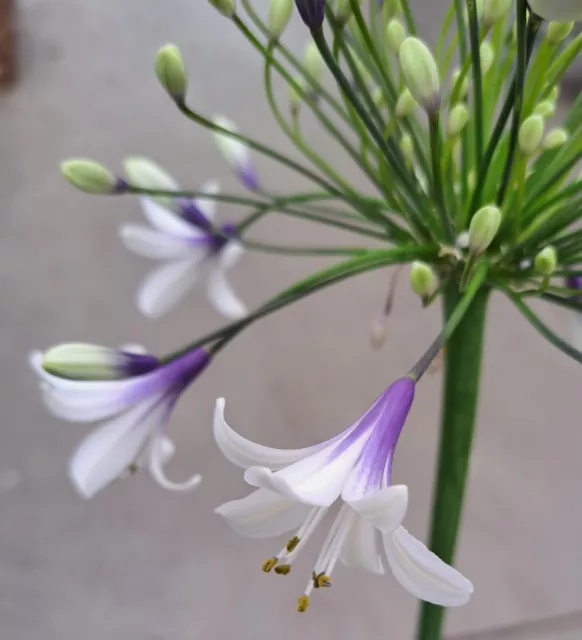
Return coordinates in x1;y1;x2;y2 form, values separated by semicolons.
214;378;473;612
566;274;582;350
120;179;247;320
30;343;211;498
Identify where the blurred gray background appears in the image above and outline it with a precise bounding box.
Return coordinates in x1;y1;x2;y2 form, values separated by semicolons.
1;1;581;638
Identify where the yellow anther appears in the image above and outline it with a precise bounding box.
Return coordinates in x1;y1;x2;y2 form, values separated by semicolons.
297;596;309;613
286;536;300;552
261;558;278;573
274;564;291;575
312;571;332;589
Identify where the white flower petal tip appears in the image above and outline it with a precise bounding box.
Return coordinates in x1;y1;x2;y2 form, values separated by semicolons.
206;268;247;320
345;485;409;534
148;435;201;493
384;526;474;607
119;225;192;261
244;466;332;507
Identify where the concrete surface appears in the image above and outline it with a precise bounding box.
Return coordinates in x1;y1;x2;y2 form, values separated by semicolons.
1;1;581;639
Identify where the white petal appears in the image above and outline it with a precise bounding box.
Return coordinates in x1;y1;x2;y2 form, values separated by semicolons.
120;224;193;260
213;116;249;167
206;265;247;319
147;433;201;493
384;526;474;606
213;398;333;470
218;241;244;271
340;514;385;574
215;488;311;538
140;197;202;239
119;344;147;355
137;257;205;319
68;394;168;498
344;485;408;534
195;180;220;222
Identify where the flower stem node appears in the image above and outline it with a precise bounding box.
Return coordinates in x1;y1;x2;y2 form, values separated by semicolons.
268;0;294;39
410;261;436;297
399;37;440;114
542;127;569;150
395;89;419;118
546;21;575;45
295;0;325;28
155;44;187;104
479;41;495;75
447;103;469;138
208;0;236;17
518;114;545;157
533;100;556;118
534;246;558;276
61;159;119;194
386;19;407;53
483;0;511;27
468;205;501;254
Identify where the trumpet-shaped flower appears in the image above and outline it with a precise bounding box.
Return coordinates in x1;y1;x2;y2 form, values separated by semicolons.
120;179;246;320
30;343;211;498
214;379;473;612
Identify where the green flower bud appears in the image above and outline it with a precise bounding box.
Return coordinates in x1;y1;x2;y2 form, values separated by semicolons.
208;0;236;17
447;103;469;137
546;21;575;45
410;261;436;297
480;41;495;75
468;204;501;254
399;37;440;114
268;0;294;39
304;41;325;83
542;127;569;149
400;134;414;164
451;68;469;99
395;89;419;118
548;85;560;103
336;0;363;24
386;19;407;53
155;44;187;103
61;159;118;194
467;170;476;192
533;100;556;118
42;344;129;380
382;0;402;21
534;246;557;276
518;114;545;156
123;157;178;209
372;87;386;109
483;0;512;26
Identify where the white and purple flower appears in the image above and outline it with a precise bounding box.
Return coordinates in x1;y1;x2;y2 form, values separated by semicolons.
566;274;582;350
30;343;211;498
120;172;247;320
214;378;473;612
212;116;260;191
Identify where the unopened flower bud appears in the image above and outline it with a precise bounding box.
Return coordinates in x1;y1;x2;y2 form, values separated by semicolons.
155;44;187;104
447;103;469;137
208;0;236;17
468;204;501;254
483;0;511;26
542;127;569;149
395;89;419;117
480;41;495;74
529;0;582;21
533;100;556;118
534;246;557;275
548;85;560;103
304;41;325;83
123;157;177;208
452;68;469;98
382;0;402;21
410;261;435;297
467;170;476;192
386;19;407;53
213;116;259;190
519;114;545;156
546;21;575;45
399;37;440;114
295;0;326;28
268;0;294;39
372;87;385;109
400;133;414;164
61;159;119;194
336;0;363;24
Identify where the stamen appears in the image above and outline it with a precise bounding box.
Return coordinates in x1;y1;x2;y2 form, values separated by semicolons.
286;536;300;552
274;564;291;575
313;572;332;588
261;558;278;573
297;596;309;613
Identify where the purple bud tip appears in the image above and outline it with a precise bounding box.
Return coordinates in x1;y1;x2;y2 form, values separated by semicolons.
114;178;129;194
180;200;213;231
237;164;260;191
295;0;326;29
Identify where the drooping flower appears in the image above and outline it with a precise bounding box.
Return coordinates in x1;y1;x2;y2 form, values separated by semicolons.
566;274;582;350
212;116;260;190
120;176;247;320
528;0;582;22
214;379;473;612
30;343;211;498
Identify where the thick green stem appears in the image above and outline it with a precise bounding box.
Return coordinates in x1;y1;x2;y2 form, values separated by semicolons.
416;281;490;640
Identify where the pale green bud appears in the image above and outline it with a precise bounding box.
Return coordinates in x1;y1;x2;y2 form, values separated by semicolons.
447;103;469;137
469;204;501;254
304;42;325;83
155;44;187;103
467;170;476;192
480;41;495;75
548;85;560;103
451;68;469;98
483;0;512;26
399;37;440;114
542;127;569;149
533;100;556;118
382;0;402;21
410;262;436;297
61;159;118;194
386;19;407;53
400;134;414;164
336;0;363;24
518;114;545;156
546;21;575;45
42;343;123;380
123;157;177;209
208;0;236;17
372;87;385;109
395;89;419;118
268;0;294;39
534;246;557;276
